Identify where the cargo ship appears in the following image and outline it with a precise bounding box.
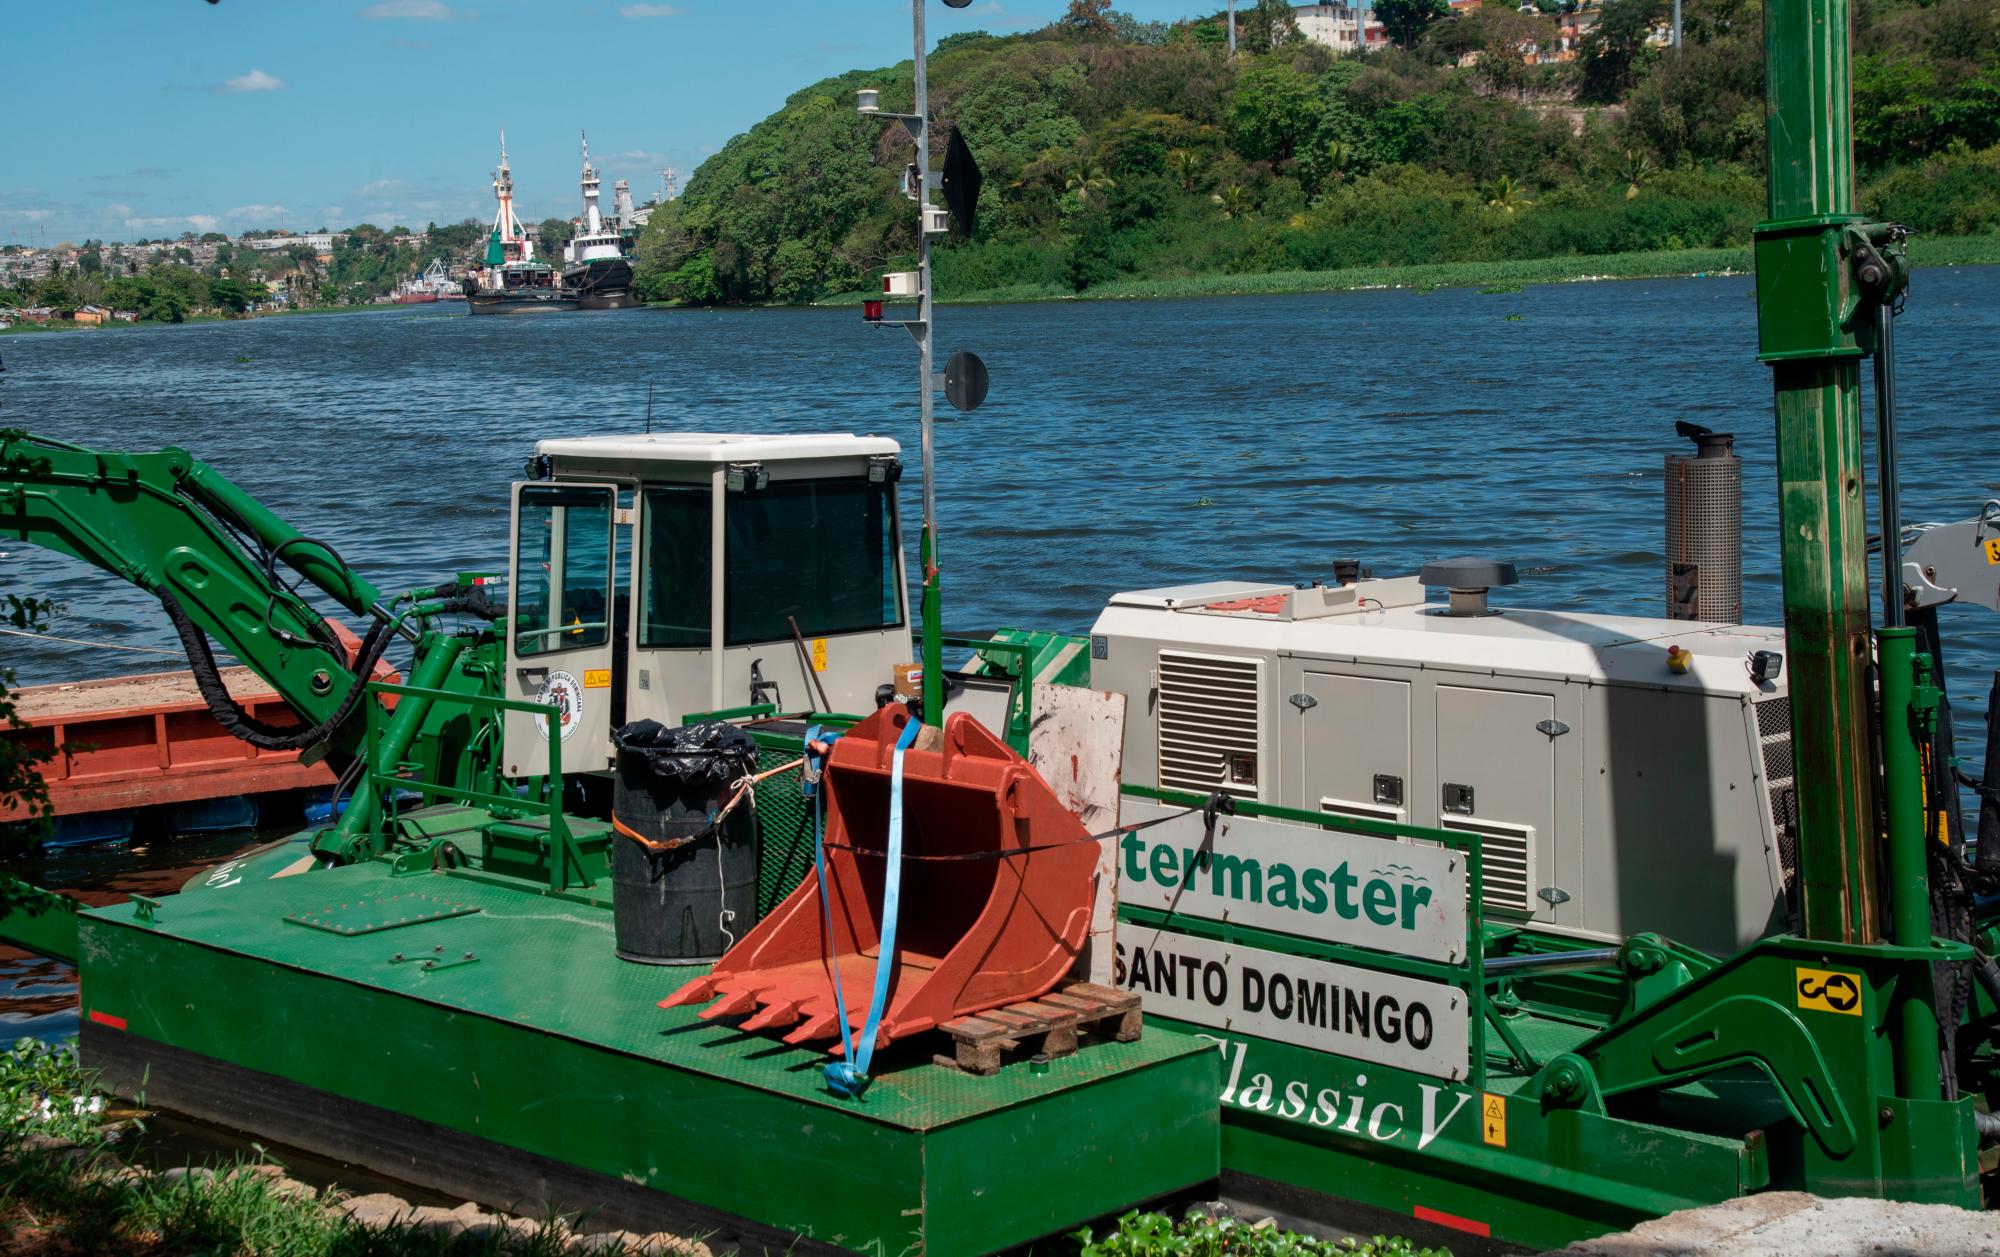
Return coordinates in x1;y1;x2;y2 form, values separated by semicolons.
463;133;578;316
560;134;640;311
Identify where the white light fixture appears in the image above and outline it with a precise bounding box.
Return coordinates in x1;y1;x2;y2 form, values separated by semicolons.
883;271;920;298
856;88;880;114
922;206;949;236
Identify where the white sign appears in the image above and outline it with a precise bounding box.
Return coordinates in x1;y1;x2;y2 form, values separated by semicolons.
1116;928;1470;1081
1118;798;1467;963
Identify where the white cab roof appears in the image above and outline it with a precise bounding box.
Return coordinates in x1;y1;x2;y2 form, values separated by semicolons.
537;432;900;464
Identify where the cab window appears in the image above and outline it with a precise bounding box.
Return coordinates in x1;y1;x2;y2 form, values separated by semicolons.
640;483;713;648
723;478;902;647
513;484;613;658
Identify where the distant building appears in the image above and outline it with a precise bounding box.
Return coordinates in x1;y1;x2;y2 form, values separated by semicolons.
72;305;107;327
1293;3;1387;50
246;232;337;253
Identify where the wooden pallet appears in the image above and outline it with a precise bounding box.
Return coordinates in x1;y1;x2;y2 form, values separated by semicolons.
933;982;1143;1076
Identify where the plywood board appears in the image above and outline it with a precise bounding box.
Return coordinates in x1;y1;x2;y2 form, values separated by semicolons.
1027;683;1126;985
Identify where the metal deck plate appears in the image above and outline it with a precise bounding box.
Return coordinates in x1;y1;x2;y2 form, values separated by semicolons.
284;891;482;936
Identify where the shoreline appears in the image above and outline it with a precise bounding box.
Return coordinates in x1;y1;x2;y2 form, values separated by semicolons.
0;301;430;336
807;232;2000;309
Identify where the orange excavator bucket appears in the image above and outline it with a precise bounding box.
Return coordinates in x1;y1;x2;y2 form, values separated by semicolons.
660;704;1099;1054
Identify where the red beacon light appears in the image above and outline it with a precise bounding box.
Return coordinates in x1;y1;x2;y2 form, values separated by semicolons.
862;299;884;322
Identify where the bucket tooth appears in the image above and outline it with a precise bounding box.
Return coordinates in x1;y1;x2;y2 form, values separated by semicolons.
785;1013;840;1044
740;1000;802;1032
701;986;765;1019
659;976;718;1009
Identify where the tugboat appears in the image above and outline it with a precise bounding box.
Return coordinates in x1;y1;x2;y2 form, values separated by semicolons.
560;133;640;311
464;132;577;316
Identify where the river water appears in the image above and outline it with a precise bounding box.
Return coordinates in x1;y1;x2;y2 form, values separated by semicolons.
3;268;1998;1037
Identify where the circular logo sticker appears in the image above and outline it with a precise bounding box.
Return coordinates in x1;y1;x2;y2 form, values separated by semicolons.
535;670;584;743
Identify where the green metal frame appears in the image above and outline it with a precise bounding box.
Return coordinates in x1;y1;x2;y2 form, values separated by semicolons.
362;681;592;892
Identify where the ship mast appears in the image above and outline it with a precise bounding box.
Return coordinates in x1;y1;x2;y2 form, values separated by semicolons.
491;130;530;263
579;131;603;236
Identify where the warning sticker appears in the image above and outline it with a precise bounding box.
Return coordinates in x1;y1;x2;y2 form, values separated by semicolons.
582;669;612;689
1984;537;2000;565
1795;966;1863;1016
1481;1093;1506;1147
811;638;828;672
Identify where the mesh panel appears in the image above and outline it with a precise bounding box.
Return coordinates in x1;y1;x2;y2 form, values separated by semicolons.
1755;697;1799;926
750;734;815;919
1756;696;1793;739
1665;454;1743;622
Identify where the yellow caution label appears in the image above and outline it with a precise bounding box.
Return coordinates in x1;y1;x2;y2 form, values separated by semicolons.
582;669;612;690
1795;966;1863;1015
1985;537;2000;565
1481;1093;1506;1147
811;638;828;673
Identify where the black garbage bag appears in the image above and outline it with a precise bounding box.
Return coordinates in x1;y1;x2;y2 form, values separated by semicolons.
611;719;759;787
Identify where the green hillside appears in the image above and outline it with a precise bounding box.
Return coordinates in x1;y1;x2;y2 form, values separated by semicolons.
634;0;2000;305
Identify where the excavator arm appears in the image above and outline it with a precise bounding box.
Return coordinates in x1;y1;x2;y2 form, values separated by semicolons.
0;433;387;751
0;432;494;862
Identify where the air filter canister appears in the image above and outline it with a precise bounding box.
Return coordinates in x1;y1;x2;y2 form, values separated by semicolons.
1666;427;1742;623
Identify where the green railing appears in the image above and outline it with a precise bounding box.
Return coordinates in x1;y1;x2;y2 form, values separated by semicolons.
361;680;589;891
1119;783;1493;1091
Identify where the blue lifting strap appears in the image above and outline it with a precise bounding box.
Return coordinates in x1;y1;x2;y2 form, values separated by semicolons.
803;724;859;1081
823;715;922;1099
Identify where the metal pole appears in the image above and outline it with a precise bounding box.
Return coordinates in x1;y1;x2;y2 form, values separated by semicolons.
1758;0;1880;944
1672;0;1682;50
1878;625;1941;1100
1875;301;1903;628
914;1;944;723
1228;0;1236;53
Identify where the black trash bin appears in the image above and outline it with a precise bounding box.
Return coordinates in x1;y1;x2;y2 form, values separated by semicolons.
609;720;762;965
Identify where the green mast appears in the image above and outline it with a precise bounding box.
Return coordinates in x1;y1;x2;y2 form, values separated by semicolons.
1753;0;1882;944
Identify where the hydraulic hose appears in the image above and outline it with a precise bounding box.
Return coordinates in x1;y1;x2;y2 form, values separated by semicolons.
161;590;394;752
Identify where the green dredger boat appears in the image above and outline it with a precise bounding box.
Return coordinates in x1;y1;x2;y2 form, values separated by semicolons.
7;1;2000;1251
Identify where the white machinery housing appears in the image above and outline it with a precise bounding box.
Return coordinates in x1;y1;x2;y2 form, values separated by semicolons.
500;432;910;778
1090;572;1796;955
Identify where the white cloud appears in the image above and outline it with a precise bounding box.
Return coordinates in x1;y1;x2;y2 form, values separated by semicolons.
105;203;134;217
361;0;456;19
226;204;291;222
221;69;286;93
619;4;680;16
121;214;221;234
19;210;52;222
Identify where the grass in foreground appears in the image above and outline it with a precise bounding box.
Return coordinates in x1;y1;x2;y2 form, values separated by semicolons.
1075;1210;1450;1257
0;1039;663;1255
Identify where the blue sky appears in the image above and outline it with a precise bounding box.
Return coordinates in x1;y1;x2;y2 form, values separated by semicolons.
4;1;1209;245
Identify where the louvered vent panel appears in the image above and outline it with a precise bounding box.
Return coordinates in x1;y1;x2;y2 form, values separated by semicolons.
1157;650;1263;799
1756;697;1799;903
1442;817;1534;913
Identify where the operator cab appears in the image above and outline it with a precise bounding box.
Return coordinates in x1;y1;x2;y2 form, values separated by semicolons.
501;432;909;778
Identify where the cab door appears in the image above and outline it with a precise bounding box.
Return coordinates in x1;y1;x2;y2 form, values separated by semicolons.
503;482;619;778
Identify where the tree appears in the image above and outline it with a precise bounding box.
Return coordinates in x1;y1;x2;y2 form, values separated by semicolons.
1481;174;1532;212
1211;183;1257;219
1064;162;1117;204
1167;147;1203;191
1241;0;1300;50
1230;63;1324;163
1577;0;1669;103
0;588;56;871
1375;0;1451;50
1060;0;1114;37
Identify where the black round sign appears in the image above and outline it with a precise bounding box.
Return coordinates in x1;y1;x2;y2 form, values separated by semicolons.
944;350;989;413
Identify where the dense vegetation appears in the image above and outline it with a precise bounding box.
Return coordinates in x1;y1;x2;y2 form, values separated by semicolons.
635;0;2000;304
1;220;486;323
